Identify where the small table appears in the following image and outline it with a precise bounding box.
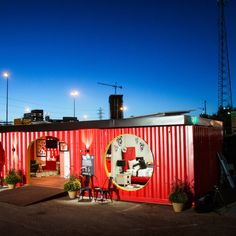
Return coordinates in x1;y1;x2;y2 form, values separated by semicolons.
116;173;131;186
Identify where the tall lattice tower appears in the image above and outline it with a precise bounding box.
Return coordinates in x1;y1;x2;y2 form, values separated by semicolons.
217;0;233;109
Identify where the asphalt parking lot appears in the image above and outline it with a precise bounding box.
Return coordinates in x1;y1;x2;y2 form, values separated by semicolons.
0;194;236;236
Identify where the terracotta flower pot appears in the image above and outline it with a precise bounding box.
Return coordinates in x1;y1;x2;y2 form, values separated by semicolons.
172;202;184;212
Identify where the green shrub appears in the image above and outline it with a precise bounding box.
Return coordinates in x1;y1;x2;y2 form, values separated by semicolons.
168;191;188;203
4;168;21;185
64;178;81;192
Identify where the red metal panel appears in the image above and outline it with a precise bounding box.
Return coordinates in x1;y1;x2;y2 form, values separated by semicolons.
193;126;223;198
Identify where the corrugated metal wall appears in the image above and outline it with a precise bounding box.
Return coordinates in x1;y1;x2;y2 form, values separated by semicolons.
193;126;223;198
0;125;222;204
96;126;195;204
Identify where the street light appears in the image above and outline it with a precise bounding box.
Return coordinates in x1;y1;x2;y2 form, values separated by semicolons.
120;105;128;112
70;90;79;117
83;114;88;120
3;72;9;124
25;107;31;113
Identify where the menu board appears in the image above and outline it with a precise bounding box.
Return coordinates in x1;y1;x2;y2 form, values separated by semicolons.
81;155;94;176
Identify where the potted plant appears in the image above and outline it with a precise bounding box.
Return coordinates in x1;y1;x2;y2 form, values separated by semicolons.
64;175;81;199
4;168;22;189
168;179;189;212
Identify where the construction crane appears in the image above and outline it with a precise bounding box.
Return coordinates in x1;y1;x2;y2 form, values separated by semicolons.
217;0;233;109
97;82;123;94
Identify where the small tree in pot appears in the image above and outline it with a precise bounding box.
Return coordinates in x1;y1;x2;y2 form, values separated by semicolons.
4;168;21;189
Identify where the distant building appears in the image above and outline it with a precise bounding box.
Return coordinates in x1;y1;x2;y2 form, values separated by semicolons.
14;109;44;125
14;110;79;125
109;94;123;119
62;117;78;122
23;112;31;119
31;109;44;122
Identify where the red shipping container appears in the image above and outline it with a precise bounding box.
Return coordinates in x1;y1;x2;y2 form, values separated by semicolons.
0;115;223;204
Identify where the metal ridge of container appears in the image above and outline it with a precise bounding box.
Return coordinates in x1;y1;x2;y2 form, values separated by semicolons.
0;115;222;132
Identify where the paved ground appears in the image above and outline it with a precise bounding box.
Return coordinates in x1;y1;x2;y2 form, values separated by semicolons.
0;192;236;236
1;176;236;236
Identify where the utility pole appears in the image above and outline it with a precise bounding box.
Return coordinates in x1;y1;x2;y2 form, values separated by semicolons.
97;107;104;120
204;100;207;115
3;72;9;125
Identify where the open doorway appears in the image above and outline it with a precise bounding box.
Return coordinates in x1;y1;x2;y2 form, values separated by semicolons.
28;136;70;185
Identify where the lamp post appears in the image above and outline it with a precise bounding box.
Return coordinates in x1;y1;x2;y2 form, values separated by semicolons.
120;105;128;118
70;90;79;117
3;72;9;124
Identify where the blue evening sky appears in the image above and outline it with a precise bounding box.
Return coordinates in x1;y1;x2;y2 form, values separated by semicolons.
0;0;235;121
